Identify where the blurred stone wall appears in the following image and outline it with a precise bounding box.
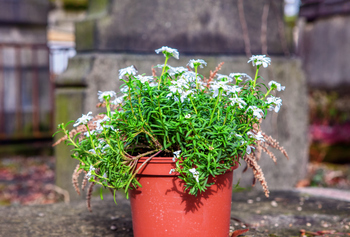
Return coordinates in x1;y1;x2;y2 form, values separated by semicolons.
298;0;350;91
298;0;350;164
0;0;51;141
55;0;308;199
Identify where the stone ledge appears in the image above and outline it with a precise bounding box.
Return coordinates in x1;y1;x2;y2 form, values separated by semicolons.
0;189;349;236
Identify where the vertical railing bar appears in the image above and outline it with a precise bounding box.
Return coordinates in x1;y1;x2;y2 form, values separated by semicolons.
48;46;54;134
15;45;22;136
0;45;5;138
32;45;40;136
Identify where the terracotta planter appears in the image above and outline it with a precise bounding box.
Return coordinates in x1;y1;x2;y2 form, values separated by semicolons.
129;157;237;237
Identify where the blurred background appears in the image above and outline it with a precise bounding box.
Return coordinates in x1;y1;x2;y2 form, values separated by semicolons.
0;0;349;206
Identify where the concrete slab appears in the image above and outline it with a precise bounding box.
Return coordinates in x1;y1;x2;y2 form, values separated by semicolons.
0;189;349;236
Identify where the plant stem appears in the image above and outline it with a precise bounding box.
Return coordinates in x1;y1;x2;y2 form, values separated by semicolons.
86;125;103;160
106;99;111;117
223;106;230;125
159;56;169;89
138;95;144;122
230;105;237;123
189;96;198;114
208;89;222;126
264;87;273;99
195;66;199;89
252;65;260;88
157;97;170;144
124;150;162;192
128;87;136;119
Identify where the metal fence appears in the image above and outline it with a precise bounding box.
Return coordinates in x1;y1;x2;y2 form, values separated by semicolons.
0;43;74;141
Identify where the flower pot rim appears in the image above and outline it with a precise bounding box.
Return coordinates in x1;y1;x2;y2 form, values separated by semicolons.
135;156;238;176
138;156;175;163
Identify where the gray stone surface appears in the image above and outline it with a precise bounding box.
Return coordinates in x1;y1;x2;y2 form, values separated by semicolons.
0;0;49;25
55;88;87;201
0;26;47;44
298;15;350;90
0;189;349;236
76;0;288;55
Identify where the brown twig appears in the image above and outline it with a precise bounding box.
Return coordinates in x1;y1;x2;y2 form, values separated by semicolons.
86;182;95;212
72;163;83;195
81;171;88;191
152;66;157;78
207;62;224;86
243;154;270;197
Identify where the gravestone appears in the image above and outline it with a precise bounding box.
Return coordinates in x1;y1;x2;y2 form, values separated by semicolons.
75;0;288;55
55;0;308;200
298;0;350;91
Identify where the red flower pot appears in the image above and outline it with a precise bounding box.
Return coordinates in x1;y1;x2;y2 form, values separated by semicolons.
129;157;237;237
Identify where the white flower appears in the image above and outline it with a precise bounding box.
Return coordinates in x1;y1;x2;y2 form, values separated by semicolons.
168;66;188;76
166;93;180;102
247;131;265;142
185;114;191;119
94;115;110;131
101;144;110;153
210;81;230;98
119;65;138;79
180;90;194;103
189;168;200;182
247;55;271;68
86;165;96;179
216;74;233;82
102;173;108;179
84;130;98;137
229;95;246;109
73;112;93;127
173;150;181;162
97;91;116;102
255;131;265;141
181;71;197;83
227;85;242;94
111;95;125;105
169;85;183;94
103;125;115;131
246;145;255;154
154;64;166;68
136;75;153;83
149;82;158;87
88;149;96;154
120;85;129;93
266;95;283;113
235;133;243;138
187;59;207;69
246;106;264;119
169;169;176;174
155;46;179;59
268;81;285;91
168;79;189;95
229;73;252;81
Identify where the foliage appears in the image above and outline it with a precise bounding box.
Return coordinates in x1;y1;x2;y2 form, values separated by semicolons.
54;47;287;199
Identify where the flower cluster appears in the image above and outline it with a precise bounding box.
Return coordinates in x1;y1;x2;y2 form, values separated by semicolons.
55;46;288;199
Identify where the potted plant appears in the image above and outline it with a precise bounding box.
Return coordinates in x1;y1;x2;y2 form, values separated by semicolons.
54;46;289;237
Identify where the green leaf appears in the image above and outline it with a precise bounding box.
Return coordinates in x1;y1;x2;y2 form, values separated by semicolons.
113;190;118;204
100;186;104;200
64;120;75;128
52;130;62;137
